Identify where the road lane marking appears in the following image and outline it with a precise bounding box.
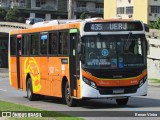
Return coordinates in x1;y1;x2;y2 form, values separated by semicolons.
0;89;7;92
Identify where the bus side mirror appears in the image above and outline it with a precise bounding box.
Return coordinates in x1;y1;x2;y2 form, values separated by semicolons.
145;39;149;55
78;43;81;54
146;40;150;55
78;43;84;54
144;24;149;32
78;43;85;62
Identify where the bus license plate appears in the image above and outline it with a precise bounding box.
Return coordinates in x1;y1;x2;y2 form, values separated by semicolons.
113;89;124;94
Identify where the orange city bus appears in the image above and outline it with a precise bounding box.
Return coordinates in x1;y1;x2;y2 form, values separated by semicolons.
9;18;148;106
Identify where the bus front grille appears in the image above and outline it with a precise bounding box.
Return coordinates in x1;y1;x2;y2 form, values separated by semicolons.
97;85;138;95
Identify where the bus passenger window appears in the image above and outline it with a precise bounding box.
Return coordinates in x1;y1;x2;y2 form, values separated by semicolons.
40;34;48;55
30;34;39;55
10;36;16;55
59;32;69;55
49;33;58;55
22;35;29;55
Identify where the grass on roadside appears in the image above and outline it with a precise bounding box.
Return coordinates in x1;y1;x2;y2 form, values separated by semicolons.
0;100;84;120
149;78;160;84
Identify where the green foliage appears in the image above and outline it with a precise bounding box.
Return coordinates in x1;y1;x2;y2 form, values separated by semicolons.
0;100;84;120
17;17;25;23
149;17;160;29
0;7;7;21
0;7;25;22
80;12;89;19
4;8;22;22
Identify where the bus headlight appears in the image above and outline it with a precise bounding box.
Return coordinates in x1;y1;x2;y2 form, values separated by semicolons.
139;76;147;87
83;77;97;89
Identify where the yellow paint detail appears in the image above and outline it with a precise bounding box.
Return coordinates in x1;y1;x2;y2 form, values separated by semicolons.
9;37;11;85
9;58;11;85
10;31;12;35
24;57;41;92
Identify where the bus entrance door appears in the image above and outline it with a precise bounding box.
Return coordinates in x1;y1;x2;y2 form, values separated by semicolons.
16;35;22;89
69;31;79;97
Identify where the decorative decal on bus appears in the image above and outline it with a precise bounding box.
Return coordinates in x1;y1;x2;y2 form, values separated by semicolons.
101;49;109;56
24;57;41;92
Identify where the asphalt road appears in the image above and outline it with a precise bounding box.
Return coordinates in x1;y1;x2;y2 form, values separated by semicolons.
0;69;160;120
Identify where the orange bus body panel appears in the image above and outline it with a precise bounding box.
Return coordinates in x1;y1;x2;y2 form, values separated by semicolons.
76;79;81;99
10;57;18;89
16;56;70;97
82;69;147;87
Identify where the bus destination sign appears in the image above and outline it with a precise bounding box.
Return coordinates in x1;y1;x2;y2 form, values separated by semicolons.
84;22;143;32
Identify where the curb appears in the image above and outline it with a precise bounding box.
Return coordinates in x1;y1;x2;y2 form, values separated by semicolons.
0;68;9;78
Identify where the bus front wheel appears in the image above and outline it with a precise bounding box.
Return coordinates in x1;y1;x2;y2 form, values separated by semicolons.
27;78;37;101
116;97;128;105
65;82;77;107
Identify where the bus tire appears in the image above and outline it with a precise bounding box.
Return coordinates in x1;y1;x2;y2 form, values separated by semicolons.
0;57;3;68
116;97;128;105
65;82;77;107
27;78;37;101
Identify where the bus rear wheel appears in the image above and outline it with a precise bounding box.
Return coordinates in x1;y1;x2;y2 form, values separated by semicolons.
0;58;3;68
27;78;37;101
116;97;128;105
65;82;77;107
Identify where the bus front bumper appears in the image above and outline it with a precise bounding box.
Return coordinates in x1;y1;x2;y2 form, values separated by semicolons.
81;80;148;99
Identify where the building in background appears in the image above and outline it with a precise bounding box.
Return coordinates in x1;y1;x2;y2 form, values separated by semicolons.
0;0;103;68
0;0;103;21
104;0;160;24
116;0;134;19
104;0;117;19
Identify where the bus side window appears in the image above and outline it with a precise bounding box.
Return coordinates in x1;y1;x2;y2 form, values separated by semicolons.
49;33;58;55
30;34;39;55
22;35;29;55
10;36;17;55
59;32;69;55
40;34;48;55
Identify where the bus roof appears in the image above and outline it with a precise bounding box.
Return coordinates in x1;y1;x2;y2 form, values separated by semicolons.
10;18;142;35
93;19;135;22
10;22;81;35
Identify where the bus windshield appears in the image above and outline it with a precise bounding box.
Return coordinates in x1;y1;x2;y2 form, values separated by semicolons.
81;34;146;69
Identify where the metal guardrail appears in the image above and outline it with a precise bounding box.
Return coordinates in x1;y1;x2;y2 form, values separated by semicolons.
146;29;160;39
0;22;32;29
145;29;160;79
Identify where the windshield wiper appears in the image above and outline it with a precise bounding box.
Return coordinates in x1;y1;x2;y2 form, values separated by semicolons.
124;32;132;51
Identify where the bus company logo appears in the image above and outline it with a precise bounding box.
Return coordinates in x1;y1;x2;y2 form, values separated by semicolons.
2;112;11;117
24;57;41;92
1;112;42;118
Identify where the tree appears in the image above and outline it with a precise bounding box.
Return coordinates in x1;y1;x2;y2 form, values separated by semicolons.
149;17;160;29
0;8;7;21
5;8;23;22
80;12;89;19
68;0;74;19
